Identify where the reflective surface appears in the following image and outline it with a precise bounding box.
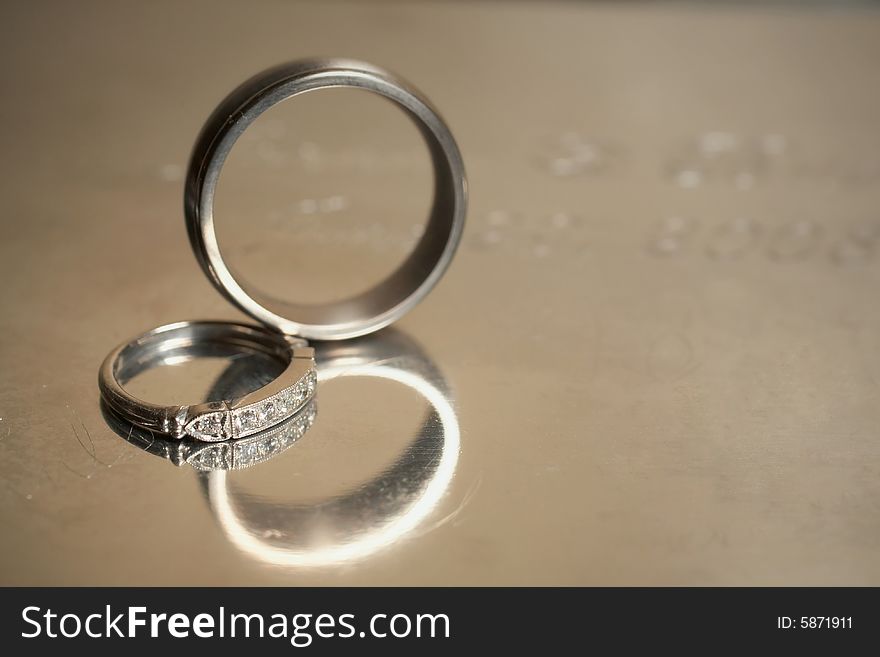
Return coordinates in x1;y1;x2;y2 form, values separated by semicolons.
206;333;460;568
1;1;880;584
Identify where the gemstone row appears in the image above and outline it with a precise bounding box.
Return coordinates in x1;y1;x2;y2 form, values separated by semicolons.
231;368;317;439
184;368;317;441
186;400;317;471
231;401;316;469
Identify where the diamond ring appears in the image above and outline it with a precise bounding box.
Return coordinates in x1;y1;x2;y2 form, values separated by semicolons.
98;321;316;442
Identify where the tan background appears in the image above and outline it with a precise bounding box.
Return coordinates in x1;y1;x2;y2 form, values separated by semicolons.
1;0;879;585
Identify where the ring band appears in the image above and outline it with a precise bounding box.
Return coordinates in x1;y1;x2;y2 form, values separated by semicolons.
184;58;467;340
98;321;317;442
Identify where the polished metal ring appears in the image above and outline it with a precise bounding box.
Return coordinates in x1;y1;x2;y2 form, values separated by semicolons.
98;321;317;442
184;58;467;341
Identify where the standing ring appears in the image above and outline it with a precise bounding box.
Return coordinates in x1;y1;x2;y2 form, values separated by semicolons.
184;58;468;340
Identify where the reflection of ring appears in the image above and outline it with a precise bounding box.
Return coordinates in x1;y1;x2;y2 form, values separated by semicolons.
185;58;468;340
204;330;461;567
98;321;317;442
104;399;317;471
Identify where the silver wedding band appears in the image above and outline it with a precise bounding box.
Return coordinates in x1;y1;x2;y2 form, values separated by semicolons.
185;58;467;340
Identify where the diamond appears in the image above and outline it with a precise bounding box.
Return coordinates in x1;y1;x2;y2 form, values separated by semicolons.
261;401;276;422
227;370;316;441
185;412;227;441
284;388;297;407
235;408;259;433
